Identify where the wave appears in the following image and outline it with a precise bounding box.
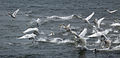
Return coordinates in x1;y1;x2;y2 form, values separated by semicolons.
36;37;74;44
46;14;82;21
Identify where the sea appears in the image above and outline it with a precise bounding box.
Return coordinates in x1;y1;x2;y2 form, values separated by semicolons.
0;0;120;58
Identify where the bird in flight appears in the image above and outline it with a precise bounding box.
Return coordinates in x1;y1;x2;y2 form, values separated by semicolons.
8;9;20;19
106;9;117;14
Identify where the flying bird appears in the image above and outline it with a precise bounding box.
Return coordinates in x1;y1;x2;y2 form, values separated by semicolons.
94;17;105;28
8;9;20;19
71;28;88;49
88;29;112;38
83;12;95;24
110;23;120;27
107;10;117;14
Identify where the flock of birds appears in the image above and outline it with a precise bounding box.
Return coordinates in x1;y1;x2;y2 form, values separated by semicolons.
8;8;120;52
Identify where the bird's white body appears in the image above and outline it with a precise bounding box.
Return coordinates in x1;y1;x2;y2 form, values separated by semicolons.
88;29;111;38
107;10;117;14
97;17;105;28
36;18;41;23
23;28;39;34
18;33;36;39
72;28;88;48
84;12;95;24
48;32;55;36
110;23;120;27
9;9;19;18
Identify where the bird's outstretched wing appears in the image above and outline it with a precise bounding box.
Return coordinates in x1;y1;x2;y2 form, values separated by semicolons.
12;9;19;17
79;28;87;37
85;12;95;21
97;17;105;28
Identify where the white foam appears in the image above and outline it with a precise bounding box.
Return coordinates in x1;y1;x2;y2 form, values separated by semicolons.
46;14;79;21
36;37;47;42
112;45;120;50
49;37;63;43
58;39;74;44
113;38;120;44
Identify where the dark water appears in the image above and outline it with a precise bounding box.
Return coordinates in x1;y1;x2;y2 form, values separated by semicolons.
0;0;120;58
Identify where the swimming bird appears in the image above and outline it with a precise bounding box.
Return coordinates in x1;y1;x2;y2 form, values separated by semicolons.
107;9;117;14
48;31;55;36
35;18;41;27
8;9;20;19
23;27;39;35
100;35;111;49
83;12;95;24
59;24;71;32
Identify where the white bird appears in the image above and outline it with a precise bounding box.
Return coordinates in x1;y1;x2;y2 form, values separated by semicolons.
101;38;111;49
18;33;37;43
48;31;55;36
18;33;36;40
110;23;120;27
71;28;88;48
83;12;95;24
88;29;111;38
94;17;105;28
79;28;87;37
59;24;88;48
59;24;71;32
8;9;20;19
107;10;117;14
91;24;112;49
35;18;41;27
23;27;39;35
